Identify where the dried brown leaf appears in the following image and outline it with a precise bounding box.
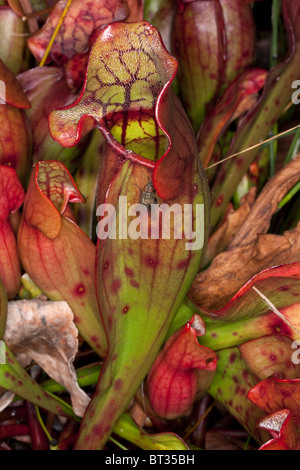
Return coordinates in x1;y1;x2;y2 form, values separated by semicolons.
190;155;300;309
0;390;15;412
201;187;256;266
3;299;90;417
128;400;148;429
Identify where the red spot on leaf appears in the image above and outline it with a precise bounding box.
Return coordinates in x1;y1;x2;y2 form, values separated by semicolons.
111;278;121;294
279;286;290;291
74;283;86;296
91;335;99;344
145;256;158;268
124;266;134;277
215;195;223;207
229;352;237;363
281;388;292;399
103;261;109;270
114;379;123;390
177;259;190;270
130;279;140;288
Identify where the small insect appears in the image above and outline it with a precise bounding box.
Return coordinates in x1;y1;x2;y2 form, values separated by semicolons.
135;179;158;209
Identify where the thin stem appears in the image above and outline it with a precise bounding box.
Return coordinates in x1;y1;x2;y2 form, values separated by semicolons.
269;124;278;177
269;0;280;176
35;406;52;442
39;0;73;67
284;124;300;164
243;435;251;451
206;124;300;170
277;180;300;210
41;363;101;393
109;436;129;450
183;402;214;441
270;0;280;68
19;0;39;33
22;7;52;21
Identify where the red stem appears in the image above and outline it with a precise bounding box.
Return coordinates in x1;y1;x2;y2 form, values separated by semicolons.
191;395;213;448
59;434;78;450
26;402;49;450
0;424;30;439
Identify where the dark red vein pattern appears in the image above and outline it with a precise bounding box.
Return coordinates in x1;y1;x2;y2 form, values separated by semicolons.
0;166;24;299
51;22;212;449
27;0;129;65
17;161;107;358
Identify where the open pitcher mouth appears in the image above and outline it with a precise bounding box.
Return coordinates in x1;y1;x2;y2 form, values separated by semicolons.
49;22;209;202
49;21;177;165
35;160;84;215
100;108;168;162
